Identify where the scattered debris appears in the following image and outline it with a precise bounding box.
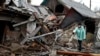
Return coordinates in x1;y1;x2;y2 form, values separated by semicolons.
0;0;99;56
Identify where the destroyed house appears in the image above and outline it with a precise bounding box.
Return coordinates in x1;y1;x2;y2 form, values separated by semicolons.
42;0;99;34
0;0;56;45
0;0;100;56
0;1;61;56
41;0;100;51
0;1;65;56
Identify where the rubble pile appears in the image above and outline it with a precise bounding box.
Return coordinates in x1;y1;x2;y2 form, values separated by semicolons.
0;0;99;56
0;0;67;56
0;19;79;56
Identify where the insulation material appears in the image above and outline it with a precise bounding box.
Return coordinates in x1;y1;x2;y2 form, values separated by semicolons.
27;22;36;36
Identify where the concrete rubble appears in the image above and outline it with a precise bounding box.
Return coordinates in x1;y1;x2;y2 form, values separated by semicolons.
0;0;99;56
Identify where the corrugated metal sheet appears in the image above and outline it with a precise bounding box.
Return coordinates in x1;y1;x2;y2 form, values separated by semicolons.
8;5;51;18
38;6;49;16
58;0;100;18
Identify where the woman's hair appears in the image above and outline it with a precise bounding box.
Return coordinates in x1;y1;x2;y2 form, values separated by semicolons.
78;22;82;25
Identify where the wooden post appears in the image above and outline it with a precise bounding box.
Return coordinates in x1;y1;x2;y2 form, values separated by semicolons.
90;0;91;9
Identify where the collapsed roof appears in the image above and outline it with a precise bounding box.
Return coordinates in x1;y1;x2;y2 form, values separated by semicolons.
58;0;100;18
5;0;50;15
0;0;54;23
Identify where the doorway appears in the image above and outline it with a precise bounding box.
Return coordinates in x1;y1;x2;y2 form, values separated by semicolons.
0;21;13;43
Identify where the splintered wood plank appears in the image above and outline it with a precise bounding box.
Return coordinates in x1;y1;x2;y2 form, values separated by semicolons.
13;16;35;27
57;51;100;56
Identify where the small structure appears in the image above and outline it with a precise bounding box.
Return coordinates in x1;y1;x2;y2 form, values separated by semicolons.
42;0;100;54
42;0;99;38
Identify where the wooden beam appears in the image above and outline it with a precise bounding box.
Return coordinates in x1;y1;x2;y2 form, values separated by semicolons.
57;51;97;56
13;16;35;27
35;40;50;51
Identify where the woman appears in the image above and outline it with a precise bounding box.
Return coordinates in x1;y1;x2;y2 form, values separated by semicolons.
73;23;86;51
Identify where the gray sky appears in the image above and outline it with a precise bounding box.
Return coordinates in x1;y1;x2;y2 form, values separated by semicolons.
74;0;100;11
31;0;43;5
31;0;100;11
